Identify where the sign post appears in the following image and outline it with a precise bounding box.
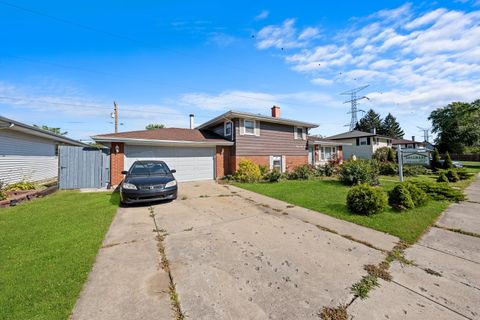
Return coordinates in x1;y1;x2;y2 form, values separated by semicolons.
397;145;404;182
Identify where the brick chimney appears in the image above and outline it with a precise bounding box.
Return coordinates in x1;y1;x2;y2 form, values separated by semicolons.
271;105;280;118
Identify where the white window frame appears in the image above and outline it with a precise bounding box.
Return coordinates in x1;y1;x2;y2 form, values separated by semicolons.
359;137;368;145
294;126;306;140
244;119;255;135
320;146;336;161
224;121;232;136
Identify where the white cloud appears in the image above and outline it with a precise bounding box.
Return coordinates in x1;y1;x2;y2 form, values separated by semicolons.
207;32;237;47
255;4;480;117
256;19;320;49
255;10;269;20
298;27;320;40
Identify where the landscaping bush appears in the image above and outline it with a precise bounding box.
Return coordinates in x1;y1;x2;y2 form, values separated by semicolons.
4;180;38;192
264;169;282;182
289;164;316;180
437;172;449;183
338;160;379;186
346;184;387;215
404;182;429;207
388;184;415;211
378;162;397;176
0;181;6;201
443;151;453;169
410;180;465;202
258;165;269;177
430;148;442;172
446;170;459;182
233;159;262;183
455;169;473;180
316;162;338;177
403;165;429;177
372;147;391;163
387;148;396;162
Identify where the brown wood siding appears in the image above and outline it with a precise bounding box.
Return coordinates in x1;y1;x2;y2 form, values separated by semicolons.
234;119;308;156
210;123;234;141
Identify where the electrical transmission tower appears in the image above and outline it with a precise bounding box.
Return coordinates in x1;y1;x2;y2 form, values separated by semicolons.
417;126;430;142
340;84;370;131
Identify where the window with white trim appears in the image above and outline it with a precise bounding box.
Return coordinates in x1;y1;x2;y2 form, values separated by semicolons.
244;119;255;135
359;137;368;145
320;146;336;161
272;156;282;171
224;121;232;136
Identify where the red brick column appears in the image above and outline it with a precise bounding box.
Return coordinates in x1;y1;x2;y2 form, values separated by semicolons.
110;142;125;186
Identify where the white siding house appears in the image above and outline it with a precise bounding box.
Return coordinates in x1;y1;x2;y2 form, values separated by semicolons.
0;116;86;185
326;130;393;160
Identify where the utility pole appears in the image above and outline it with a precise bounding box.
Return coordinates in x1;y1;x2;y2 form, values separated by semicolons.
340;84;370;131
113;101;119;133
417;126;430;142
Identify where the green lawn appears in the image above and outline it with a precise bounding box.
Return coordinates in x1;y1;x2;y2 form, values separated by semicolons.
0;191;119;320
234;173;476;244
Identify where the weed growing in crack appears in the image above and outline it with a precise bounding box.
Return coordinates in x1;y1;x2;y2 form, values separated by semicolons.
383;242;413;268
169;282;185;320
364;264;392;281
351;274;379;299
318;305;349;320
424;268;442;277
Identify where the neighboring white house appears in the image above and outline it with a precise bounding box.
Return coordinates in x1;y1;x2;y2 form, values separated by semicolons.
326;130;393;160
0;116;86;185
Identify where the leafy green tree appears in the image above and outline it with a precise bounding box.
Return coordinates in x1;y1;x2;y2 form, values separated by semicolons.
429;100;480;153
355;109;382;133
380;113;404;138
443;151;453;169
430;148;441;172
145;123;165;130
33;125;67;136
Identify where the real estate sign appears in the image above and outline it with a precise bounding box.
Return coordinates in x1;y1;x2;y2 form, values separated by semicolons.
401;151;430;166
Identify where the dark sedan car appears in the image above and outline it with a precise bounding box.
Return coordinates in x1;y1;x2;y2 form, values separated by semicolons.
120;160;178;205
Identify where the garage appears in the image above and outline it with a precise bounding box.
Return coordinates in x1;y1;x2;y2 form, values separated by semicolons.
124;145;215;182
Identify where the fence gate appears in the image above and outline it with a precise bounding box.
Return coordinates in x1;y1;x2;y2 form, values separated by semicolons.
59;146;110;189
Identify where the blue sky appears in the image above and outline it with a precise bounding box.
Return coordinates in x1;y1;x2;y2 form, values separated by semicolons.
1;0;479;141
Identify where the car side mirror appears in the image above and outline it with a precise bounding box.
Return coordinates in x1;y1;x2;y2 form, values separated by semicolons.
121;170;128;175
170;169;176;173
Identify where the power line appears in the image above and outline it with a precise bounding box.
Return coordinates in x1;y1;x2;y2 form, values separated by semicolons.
340;84;370;131
0;0;264;77
0;95;211;119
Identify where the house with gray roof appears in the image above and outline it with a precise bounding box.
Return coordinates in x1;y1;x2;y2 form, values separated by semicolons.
326;129;393;160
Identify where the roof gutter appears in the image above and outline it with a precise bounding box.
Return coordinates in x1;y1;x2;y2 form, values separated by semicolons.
91;136;234;147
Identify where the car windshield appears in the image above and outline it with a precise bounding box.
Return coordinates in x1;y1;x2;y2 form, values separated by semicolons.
129;161;170;176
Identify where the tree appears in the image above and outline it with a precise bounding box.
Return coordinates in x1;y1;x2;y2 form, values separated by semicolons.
145;123;165;130
33;125;67;136
443;151;453;169
431;148;441;172
429;100;480;153
355;109;382;133
380;113;404;138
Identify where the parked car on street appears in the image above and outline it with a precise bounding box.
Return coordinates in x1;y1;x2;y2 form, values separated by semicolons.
438;160;464;168
120;160;177;205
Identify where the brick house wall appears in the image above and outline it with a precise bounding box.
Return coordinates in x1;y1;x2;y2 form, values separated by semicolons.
110;142;125;186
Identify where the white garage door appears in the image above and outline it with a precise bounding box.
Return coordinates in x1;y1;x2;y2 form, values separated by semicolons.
124;145;215;182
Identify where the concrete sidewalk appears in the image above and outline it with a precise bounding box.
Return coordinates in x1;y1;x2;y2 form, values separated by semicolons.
70;206;173;320
350;175;480;320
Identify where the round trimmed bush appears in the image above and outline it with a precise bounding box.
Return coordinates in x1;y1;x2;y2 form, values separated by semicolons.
437;172;449;183
289;164;316;180
388;184;415;211
404;182;428;207
446;170;459;182
233;159;262;183
264;169;282;182
346;184;387;215
339;160;379;186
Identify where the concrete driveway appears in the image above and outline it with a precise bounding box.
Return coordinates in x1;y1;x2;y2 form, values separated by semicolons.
72;179;480;320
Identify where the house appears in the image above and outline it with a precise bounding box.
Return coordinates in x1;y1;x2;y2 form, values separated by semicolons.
0;116;87;184
392;137;427;150
307;136;349;166
92;106;318;185
326;129;393;160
